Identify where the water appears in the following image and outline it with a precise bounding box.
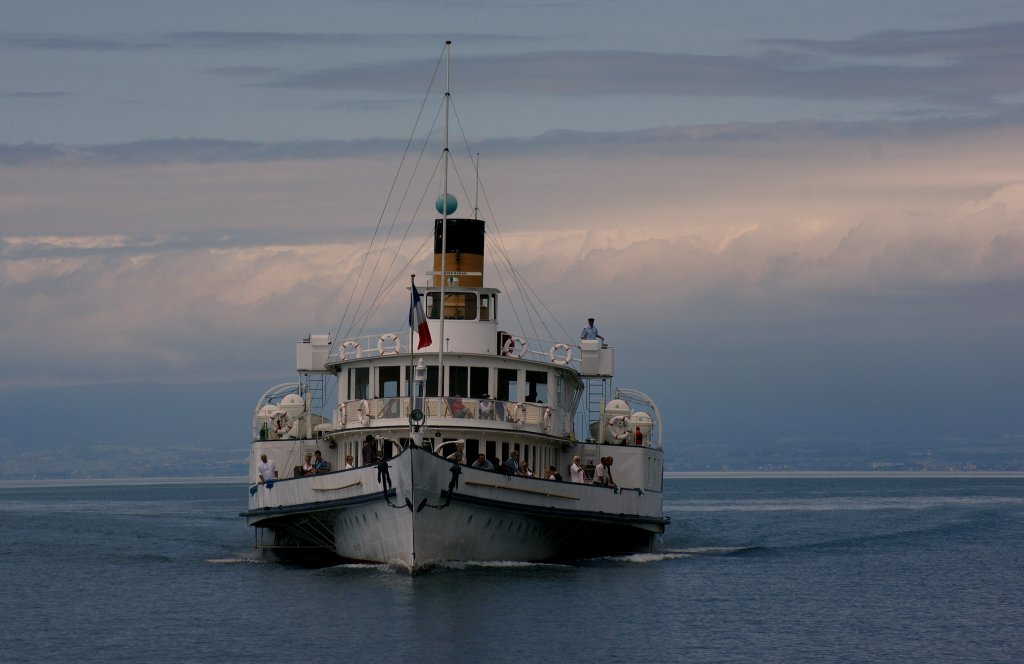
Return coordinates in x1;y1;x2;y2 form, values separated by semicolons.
1;476;1020;663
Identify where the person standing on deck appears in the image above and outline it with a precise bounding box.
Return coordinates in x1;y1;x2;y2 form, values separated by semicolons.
257;453;278;485
569;455;586;483
580;318;604;343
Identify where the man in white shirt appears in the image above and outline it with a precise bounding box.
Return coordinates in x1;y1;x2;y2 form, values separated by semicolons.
580;317;604;342
569;455;586;483
257;453;278;485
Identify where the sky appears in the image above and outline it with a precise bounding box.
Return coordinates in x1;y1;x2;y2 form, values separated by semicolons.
2;1;1024;462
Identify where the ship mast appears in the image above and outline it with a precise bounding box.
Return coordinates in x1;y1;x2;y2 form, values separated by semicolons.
437;40;452;396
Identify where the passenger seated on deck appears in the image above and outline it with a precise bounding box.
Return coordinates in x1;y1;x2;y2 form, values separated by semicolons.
301;453;315;476
313;450;329;473
504;450;521;475
471;453;493;471
446;443;465;464
448;396;468;418
478;397;494;420
344;455;355;470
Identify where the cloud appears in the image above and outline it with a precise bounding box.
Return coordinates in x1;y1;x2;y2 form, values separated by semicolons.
759;21;1024;59
255;34;1024;107
1;31;534;53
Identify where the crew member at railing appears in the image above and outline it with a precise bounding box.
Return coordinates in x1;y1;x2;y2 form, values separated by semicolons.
580;317;605;343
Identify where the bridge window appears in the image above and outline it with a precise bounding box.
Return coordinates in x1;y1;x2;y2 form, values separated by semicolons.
378;366;400;398
443;292;476;320
350;367;369;400
470;366;489;398
480;294;491;321
497;368;518;401
449;366;468;397
525;370;548;403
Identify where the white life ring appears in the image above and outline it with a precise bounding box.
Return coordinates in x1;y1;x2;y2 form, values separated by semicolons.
508;401;526;425
549;343;572;365
340;341;361;360
337;402;347;426
358;399;371;426
502;336;527;358
275;414;292;437
608;414;631;441
377;334;401;356
542;407;553;432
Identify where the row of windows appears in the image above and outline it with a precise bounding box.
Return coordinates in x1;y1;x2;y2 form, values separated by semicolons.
424;292;493;321
348;364;550;403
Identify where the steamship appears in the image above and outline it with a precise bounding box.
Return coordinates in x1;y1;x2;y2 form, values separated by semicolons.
241;43;668;572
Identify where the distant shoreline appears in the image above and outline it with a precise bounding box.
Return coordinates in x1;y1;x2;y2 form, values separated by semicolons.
1;470;1023;488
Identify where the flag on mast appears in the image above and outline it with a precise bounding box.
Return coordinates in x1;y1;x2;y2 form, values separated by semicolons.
409;282;432;349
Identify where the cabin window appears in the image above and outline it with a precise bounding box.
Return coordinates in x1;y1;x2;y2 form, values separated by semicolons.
350;367;370;400
425;365;439;397
480;294;490;321
470;366;489;398
525;370;548;403
449;366;468;397
378;366;400;398
426;292;441;319
497;368;518;402
443;292;476;320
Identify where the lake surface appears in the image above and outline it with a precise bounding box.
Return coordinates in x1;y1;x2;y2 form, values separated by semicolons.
1;476;1020;663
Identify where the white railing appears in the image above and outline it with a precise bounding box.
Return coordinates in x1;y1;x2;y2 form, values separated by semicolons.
331;396;562;435
326;331;581;370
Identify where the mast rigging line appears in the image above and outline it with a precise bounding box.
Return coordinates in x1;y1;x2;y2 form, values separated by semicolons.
328;45;446;355
347;111;447;341
326;42;573;362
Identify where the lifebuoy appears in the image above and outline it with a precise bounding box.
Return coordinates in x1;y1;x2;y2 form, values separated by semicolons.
608;414;631;441
337;402;347;426
549;343;572;365
502;336;527;358
275;414;292;437
377;334;401;356
358;399;370;426
340;340;361;360
542;407;553;432
509;401;526;425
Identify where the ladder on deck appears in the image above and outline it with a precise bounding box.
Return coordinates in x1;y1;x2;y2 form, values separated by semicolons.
302;371;328;415
579;377;608;441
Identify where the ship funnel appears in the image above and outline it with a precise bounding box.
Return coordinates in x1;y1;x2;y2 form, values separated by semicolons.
433;218;485;287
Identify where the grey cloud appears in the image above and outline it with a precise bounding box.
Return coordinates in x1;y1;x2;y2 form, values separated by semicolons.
2;31;534;52
759;21;1024;59
1;91;72;98
3;108;1024;166
0;229;371;262
263;47;1023;106
1;33;169;51
0;137;406;166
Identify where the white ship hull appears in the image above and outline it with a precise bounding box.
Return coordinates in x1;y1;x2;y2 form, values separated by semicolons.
244;445;666;572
